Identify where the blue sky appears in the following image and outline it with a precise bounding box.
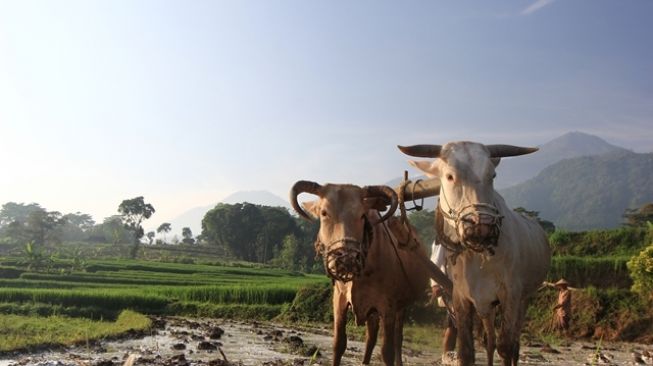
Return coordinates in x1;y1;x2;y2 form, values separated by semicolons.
0;0;651;225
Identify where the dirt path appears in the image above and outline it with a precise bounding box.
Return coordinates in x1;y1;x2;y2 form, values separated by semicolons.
0;317;651;366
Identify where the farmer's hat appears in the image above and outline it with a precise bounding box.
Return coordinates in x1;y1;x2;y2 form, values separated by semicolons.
554;278;569;287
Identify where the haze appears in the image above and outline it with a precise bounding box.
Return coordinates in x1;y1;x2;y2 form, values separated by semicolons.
1;0;651;224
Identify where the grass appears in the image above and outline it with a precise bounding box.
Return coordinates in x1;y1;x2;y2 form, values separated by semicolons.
0;257;328;323
0;256;330;353
0;310;151;353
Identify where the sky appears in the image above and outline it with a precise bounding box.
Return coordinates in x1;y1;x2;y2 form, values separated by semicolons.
0;0;651;226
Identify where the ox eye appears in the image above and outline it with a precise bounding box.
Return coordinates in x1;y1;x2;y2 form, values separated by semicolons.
321;210;328;217
446;174;454;182
492;172;497;179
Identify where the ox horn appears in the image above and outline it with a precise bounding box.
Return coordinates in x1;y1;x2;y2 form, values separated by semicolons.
486;144;539;158
290;180;323;221
397;144;443;158
362;185;399;223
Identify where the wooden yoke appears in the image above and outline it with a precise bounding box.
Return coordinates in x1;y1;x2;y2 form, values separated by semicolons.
393;177;440;202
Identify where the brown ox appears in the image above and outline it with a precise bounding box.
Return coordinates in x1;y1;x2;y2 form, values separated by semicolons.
399;142;551;366
290;181;443;366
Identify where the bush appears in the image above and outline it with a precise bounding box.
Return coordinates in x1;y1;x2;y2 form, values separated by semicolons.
549;226;649;256
278;282;333;323
549;256;631;288
627;244;653;298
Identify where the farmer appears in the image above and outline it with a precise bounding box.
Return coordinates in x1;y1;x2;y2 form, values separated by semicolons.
429;241;457;364
553;278;572;335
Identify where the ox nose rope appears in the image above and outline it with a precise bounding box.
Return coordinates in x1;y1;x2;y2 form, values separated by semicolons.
314;217;373;283
438;189;504;256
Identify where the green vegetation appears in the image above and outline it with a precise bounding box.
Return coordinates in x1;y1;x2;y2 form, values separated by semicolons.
1;195;653;352
549;226;652;256
0;257;328;322
0;310;150;352
627;242;653;298
526;286;653;343
548;256;631;288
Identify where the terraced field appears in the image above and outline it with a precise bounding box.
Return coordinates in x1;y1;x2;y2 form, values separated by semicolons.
0;259;328;321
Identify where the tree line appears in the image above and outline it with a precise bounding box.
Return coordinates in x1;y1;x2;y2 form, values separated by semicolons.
2;196;650;275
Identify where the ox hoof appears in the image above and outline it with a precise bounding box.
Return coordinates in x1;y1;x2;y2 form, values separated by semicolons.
441;351;458;365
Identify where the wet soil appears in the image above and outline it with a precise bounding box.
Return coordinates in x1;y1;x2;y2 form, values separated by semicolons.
0;317;651;366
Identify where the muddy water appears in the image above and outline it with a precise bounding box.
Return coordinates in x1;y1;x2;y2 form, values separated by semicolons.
0;317;651;366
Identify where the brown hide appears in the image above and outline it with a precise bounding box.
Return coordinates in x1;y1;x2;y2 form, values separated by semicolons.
336;215;430;325
292;182;439;366
330;215;430;366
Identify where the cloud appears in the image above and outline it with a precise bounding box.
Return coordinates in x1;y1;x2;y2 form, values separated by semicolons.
521;0;556;15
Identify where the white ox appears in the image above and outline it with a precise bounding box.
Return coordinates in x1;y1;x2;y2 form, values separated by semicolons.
399;141;551;366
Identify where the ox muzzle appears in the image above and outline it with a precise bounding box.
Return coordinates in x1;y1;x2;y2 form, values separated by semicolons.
319;237;367;282
316;219;373;282
456;203;503;254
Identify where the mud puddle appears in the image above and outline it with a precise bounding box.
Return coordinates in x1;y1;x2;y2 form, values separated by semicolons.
0;317;652;365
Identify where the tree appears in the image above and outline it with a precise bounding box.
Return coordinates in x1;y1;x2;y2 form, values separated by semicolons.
88;215;131;244
256;206;299;262
0;202;44;228
202;203;299;263
513;207;556;233
25;209;63;246
407;209;436;250
623;203;653;227
157;222;172;244
0;202;62;246
181;227;195;245
271;234;303;271
627;225;653;299
118;197;155;258
146;231;156;245
61;212;95;242
202;203;260;261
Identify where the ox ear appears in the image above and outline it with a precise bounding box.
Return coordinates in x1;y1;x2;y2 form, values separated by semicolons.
491;158;501;167
408;160;439;178
300;201;320;220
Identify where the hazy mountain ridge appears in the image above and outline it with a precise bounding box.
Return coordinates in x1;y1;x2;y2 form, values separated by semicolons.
500;150;653;230
165;132;645;236
494;131;629;188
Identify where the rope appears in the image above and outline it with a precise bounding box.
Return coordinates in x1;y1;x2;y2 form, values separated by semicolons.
382;219;417;296
398;171;426;227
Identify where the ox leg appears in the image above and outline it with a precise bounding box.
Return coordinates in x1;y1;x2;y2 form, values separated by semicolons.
509;301;529;366
481;312;496;366
394;309;405;366
381;313;396;366
454;295;475;366
497;301;521;366
363;312;379;365
332;290;348;366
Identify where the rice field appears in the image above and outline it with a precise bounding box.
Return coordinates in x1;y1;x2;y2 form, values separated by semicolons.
0;258;328;321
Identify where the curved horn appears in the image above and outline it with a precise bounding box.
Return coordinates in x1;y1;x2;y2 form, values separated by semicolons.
486;144;539;158
289;180;322;221
397;144;442;158
362;185;399;222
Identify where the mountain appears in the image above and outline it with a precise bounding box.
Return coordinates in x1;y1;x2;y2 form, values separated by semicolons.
500;150;653;230
162;191;290;238
494;131;630;188
220;190;290;208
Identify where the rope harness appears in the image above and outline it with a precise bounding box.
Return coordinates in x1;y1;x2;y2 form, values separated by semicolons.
314;216;373;283
438;189;504;257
